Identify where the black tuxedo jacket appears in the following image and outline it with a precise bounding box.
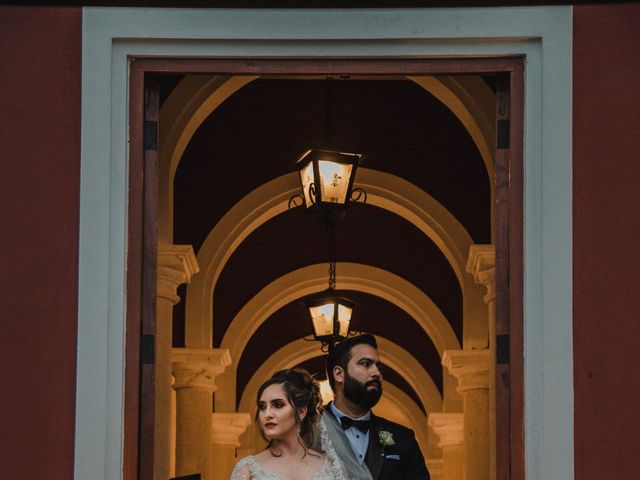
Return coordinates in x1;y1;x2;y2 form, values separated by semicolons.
325;405;429;480
364;413;429;480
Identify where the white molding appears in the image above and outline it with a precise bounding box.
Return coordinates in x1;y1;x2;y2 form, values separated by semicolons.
78;7;573;480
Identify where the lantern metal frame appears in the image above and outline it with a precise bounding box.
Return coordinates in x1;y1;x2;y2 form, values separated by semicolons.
303;287;356;352
291;148;366;211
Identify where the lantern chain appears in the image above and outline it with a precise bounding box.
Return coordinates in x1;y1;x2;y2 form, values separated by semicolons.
328;223;336;290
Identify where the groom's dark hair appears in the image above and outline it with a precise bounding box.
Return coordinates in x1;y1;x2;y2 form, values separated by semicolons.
325;333;378;392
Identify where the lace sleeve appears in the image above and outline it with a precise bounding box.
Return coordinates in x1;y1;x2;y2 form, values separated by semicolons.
230;456;253;480
319;417;348;480
319;413;374;480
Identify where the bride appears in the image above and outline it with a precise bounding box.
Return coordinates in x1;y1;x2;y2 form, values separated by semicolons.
230;368;347;480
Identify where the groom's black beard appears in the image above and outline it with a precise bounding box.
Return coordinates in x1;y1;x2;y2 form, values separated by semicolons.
343;371;383;410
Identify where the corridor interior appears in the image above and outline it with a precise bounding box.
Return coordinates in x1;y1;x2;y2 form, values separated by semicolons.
151;73;500;480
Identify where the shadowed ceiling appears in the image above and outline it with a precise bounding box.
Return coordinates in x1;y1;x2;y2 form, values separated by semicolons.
168;76;492;414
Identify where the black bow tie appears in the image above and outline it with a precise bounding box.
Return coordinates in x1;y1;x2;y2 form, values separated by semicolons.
340;416;371;433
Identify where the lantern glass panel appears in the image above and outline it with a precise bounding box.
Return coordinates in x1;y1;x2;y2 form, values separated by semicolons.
318;160;353;205
337;304;352;337
299;162;315;208
310;302;335;337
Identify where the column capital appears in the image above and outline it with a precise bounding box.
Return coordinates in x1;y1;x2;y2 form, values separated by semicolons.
211;412;252;446
466;244;495;303
172;348;231;392
442;349;490;393
158;244;200;304
428;413;463;448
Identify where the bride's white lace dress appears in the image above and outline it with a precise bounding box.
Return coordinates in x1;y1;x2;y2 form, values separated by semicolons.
230;418;347;480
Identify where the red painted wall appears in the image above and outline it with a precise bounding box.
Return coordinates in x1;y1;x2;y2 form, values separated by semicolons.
0;6;82;479
573;4;640;479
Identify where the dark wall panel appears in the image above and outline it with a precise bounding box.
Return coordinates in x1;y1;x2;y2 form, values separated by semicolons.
573;5;640;479
0;6;82;479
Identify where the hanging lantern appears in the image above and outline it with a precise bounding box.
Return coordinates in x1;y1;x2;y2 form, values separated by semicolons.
295;149;362;210
289;83;364;352
304;288;354;350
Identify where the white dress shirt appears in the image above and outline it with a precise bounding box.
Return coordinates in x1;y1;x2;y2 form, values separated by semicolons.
329;402;371;465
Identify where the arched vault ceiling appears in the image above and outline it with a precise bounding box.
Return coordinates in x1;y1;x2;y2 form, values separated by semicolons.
174;78;490;251
236;291;443;404
212;205;461;347
169;76;492;415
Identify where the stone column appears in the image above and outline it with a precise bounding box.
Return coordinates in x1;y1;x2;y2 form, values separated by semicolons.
467;245;496;480
443;350;490;480
156;244;199;480
428;413;464;480
172;348;232;480
210;413;252;480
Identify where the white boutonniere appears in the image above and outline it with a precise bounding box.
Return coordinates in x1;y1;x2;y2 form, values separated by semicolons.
378;430;395;447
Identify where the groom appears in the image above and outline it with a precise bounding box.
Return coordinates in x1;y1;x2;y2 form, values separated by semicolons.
322;334;429;480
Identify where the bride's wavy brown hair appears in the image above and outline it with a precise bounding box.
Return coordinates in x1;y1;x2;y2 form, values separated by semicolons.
255;368;322;457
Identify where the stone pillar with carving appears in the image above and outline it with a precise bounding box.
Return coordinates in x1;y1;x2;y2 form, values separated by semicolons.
467;245;495;325
156;244;199;480
466;245;496;480
210;413;252;480
428;413;464;480
443;350;490;480
172;349;232;480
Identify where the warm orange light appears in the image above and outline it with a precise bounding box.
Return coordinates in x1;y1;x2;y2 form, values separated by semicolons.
310;303;336;337
305;289;354;345
337;304;352;337
318;160;353;204
319;379;334;404
294;149;361;209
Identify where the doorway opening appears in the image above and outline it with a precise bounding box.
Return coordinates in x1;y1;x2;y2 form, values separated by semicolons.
125;58;524;480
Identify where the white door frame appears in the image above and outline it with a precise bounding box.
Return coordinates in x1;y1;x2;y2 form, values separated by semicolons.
77;7;573;480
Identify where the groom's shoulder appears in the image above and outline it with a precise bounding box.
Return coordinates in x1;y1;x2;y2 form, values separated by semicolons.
321;404;337;420
373;414;416;438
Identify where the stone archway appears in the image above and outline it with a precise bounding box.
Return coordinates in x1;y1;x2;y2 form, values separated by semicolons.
237;337;443;415
153;71;495;480
150;59;511;480
214;263;459;412
158;75;258;242
159;73;494;245
184;169;482;349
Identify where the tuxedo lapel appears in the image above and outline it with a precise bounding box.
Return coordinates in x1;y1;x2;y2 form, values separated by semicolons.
365;415;384;480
